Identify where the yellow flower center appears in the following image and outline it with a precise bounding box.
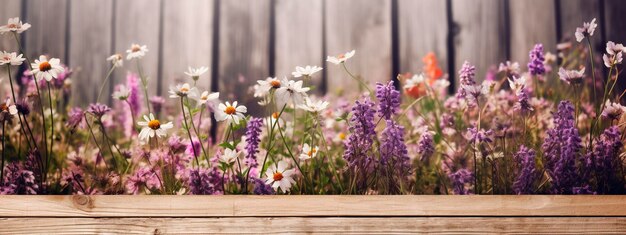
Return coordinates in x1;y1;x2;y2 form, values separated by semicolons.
338;132;346;140
0;103;7;112
273;172;284;181
7;24;16;29
180;87;189;93
270;80;281;88
337;53;345;59
131;45;141;52
148;119;161;130
225;106;236;115
39;61;52;72
272;112;279;119
308;148;316;156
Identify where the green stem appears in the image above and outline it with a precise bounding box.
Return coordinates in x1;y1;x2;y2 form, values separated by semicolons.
341;63;373;95
136;60;152;114
259;104;287;177
188;100;209;166
1;121;5;184
181;97;199;168
96;66;116;103
587;38;598;113
277;119;309;189
46;82;55;170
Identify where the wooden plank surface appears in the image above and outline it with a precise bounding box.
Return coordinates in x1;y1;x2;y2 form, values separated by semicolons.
1;217;626;234
68;0;113;106
24;0;69;62
113;0;161;100
397;0;448;76
325;0;392;96
218;0;270;111
161;0;213;94
2;195;626;217
452;0;507;81
275;0;323;94
509;0;557;67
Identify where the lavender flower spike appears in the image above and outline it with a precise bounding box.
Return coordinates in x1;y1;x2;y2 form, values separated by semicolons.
244;117;264;168
513;145;537;194
528;44;546;76
375;81;401;120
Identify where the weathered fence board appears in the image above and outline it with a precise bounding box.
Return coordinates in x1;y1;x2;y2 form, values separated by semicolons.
112;0;161;99
161;0;214;95
275;0;324;94
69;0;114;105
325;0;392;96
558;0;601;45
452;0;507;81
397;0;448;78
1;217;625;234
2;195;626;217
218;0;270;111
509;0;557;67
24;0;68;62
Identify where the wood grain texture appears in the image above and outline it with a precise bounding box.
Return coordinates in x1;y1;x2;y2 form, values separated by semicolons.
604;0;626;43
218;0;270;113
397;0;448;76
24;0;69;62
113;0;161;98
2;195;626;217
509;0;557;67
275;0;324;94
68;0;113;106
452;0;507;82
325;0;392;96
1;217;626;234
558;0;601;45
161;0;213;95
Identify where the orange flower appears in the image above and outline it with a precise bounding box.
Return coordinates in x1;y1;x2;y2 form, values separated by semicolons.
399;53;447;99
422;52;443;80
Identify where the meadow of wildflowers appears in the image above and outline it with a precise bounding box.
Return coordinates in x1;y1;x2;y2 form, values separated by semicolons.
0;17;625;195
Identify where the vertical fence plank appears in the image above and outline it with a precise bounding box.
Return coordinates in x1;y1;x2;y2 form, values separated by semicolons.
452;0;507;81
397;0;448;78
69;0;113;106
509;0;557;66
275;0;323;94
24;0;68;62
604;0;626;93
161;0;213;95
113;0;161;102
218;0;270;111
325;0;392;96
0;0;21;96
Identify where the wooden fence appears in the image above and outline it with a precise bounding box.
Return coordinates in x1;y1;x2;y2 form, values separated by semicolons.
0;0;625;109
1;195;626;233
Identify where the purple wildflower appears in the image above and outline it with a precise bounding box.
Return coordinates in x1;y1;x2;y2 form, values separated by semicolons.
343;98;377;191
188;168;221;195
375;81;400;120
587;126;623;193
150;96;165;115
253;178;275;195
379;120;410;177
15;99;30;116
417;131;435;162
513;145;537;194
1;163;39;195
168;135;188;154
456;61;476;99
465;127;494;144
126;73;143;116
244;117;263;168
66;107;84;131
186;138;201;158
514;87;533;113
87;103;111;117
528;44;546;76
449;168;473;195
542;101;582;194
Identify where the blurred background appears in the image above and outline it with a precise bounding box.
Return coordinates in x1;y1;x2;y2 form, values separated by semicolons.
0;0;625;109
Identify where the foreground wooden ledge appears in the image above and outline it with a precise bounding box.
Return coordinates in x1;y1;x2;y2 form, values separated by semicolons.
1;195;626;217
1;196;626;233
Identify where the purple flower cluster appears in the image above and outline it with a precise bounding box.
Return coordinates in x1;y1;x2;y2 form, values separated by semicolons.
343;98;377;189
586;126;623;193
449;168;473;195
379;120;410;176
126;73;143;116
375;81;400;120
528;44;546;76
465;127;494;144
87;103;111;117
456;61;476;98
1;163;39;195
244;117;263;168
253;178;275;195
542;101;582;194
417;131;435;162
513;88;533;113
513;145;537;194
188;168;222;195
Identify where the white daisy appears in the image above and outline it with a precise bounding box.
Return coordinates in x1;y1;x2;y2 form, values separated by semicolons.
0;51;25;66
196;91;219;107
168;83;198;98
297;97;328;113
184;66;209;80
403;74;426;89
137;113;174;141
255;77;282;98
107;54;124;67
264;160;296;192
601;100;626;120
333;132;347;143
112;84;131;101
299;143;318;161
264;112;284;128
1;98;18;116
275;78;310;108
220;148;242;164
326;50;355;65
126;44;148;60
0;17;31;34
508;76;527;96
214;101;247;125
30;55;64;82
292;65;322;78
